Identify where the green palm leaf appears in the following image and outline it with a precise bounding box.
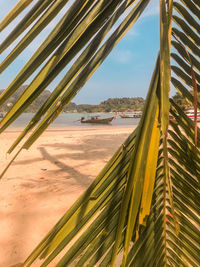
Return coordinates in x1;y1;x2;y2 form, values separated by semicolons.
0;0;54;54
0;0;199;266
0;0;34;32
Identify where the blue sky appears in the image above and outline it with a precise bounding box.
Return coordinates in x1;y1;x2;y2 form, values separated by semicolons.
0;0;160;104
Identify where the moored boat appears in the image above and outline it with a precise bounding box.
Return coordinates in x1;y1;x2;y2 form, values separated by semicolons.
170;109;200;122
185;109;200;122
80;115;115;124
119;111;142;118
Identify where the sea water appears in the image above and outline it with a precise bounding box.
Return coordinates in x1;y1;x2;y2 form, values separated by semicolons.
7;113;140;129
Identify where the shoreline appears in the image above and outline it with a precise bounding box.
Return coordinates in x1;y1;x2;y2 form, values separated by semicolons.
4;125;135;130
3;124;136;134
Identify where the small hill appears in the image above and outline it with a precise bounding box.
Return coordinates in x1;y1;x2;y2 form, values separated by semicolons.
99;97;144;112
64;97;145;113
0;85;51;113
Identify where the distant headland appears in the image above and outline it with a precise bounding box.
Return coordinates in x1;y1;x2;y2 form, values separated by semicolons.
0;85;145;113
2;85;197;113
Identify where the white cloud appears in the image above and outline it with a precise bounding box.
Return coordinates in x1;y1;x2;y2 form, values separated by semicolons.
110;49;133;64
126;27;138;37
142;0;159;17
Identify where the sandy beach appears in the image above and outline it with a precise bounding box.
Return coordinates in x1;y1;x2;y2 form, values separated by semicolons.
0;126;135;266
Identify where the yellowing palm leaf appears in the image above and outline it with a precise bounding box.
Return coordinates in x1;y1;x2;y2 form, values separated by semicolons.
0;0;199;266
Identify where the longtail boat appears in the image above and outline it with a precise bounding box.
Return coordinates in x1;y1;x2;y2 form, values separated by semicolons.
80;115;115;124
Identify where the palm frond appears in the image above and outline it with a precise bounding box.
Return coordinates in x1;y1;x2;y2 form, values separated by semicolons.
126;1;200;266
0;0;199;266
0;0;54;54
0;0;34;32
0;0;149;152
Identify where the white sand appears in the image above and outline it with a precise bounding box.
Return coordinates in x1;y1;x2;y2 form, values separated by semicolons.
0;126;135;266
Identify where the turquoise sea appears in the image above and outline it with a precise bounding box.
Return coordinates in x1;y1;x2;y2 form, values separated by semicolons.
7;113;140;129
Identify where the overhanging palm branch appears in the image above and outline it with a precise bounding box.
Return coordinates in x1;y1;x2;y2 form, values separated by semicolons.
0;0;199;266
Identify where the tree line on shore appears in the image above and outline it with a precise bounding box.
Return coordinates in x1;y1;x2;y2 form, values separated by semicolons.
0;85;199;113
0;85;145;113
